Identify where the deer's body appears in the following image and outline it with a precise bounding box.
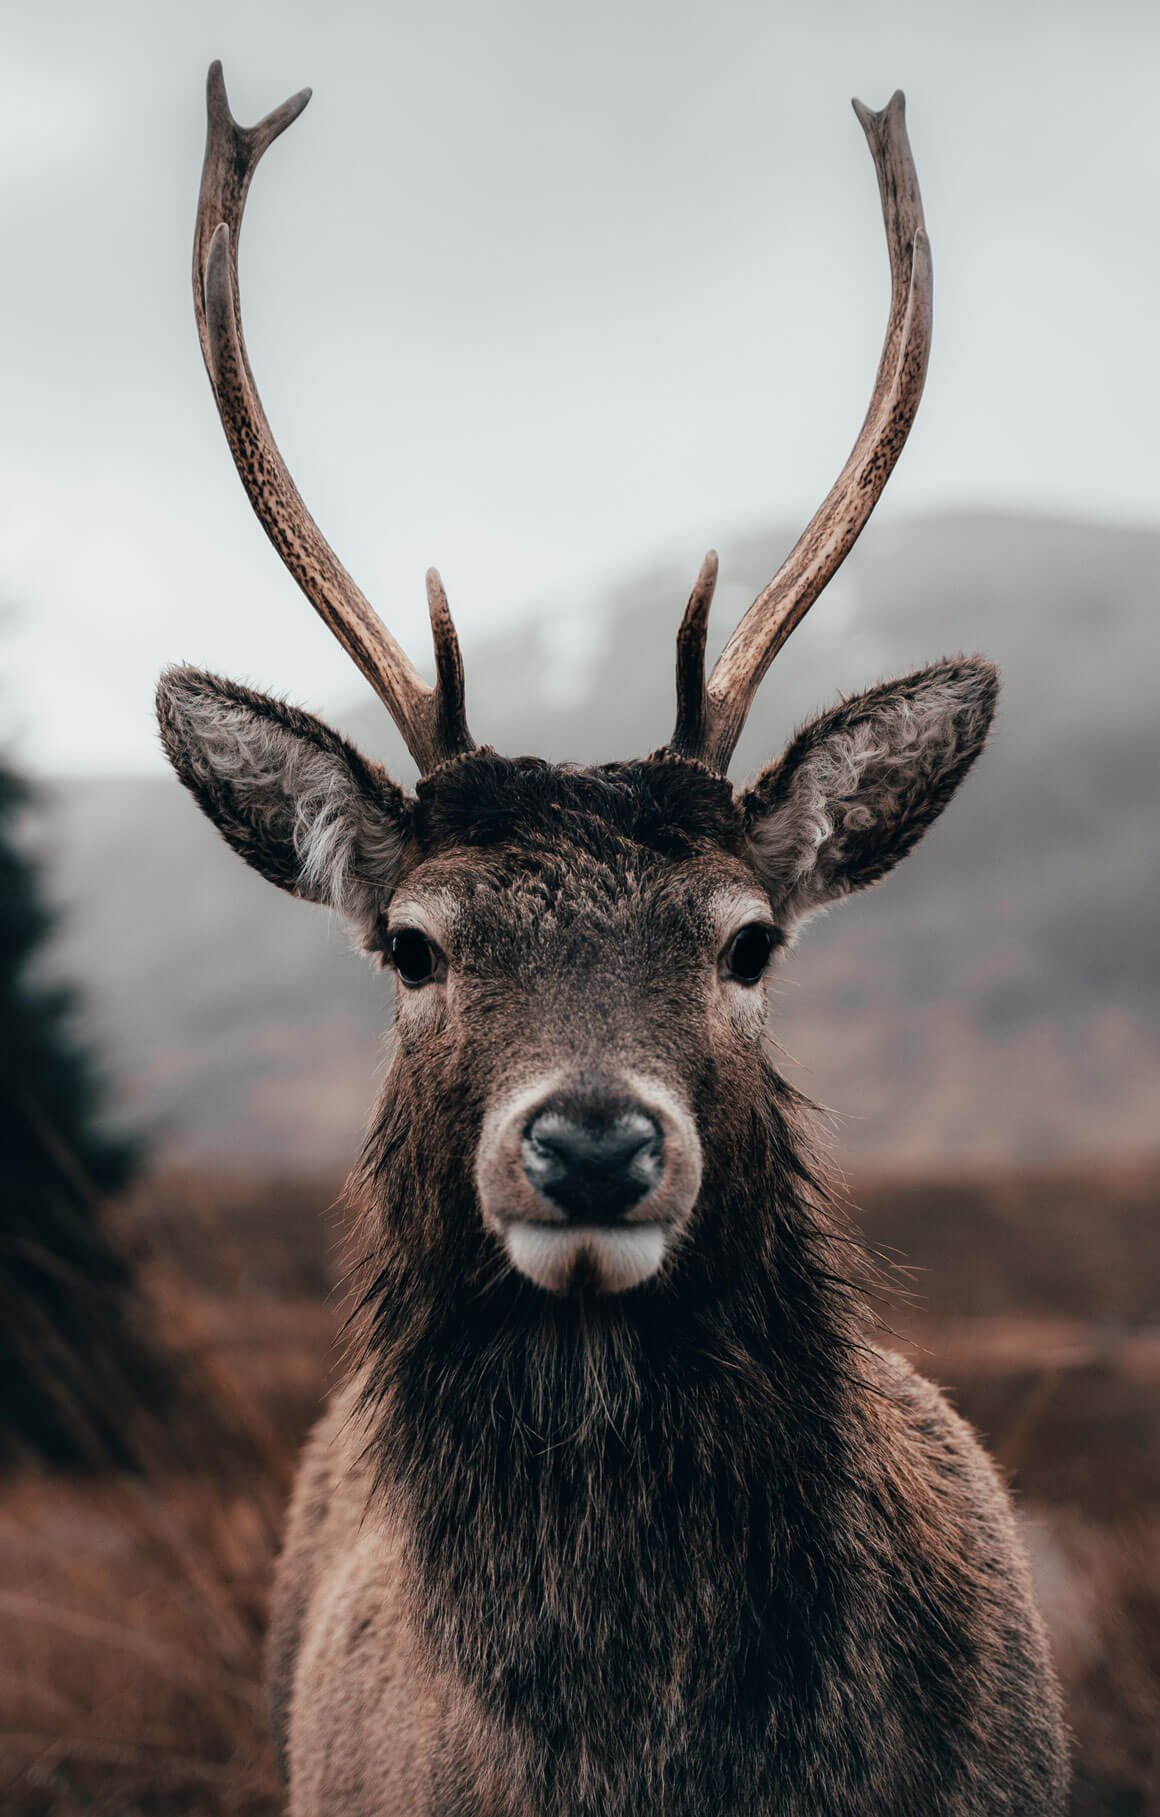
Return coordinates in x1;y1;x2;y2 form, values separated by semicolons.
251;757;1067;1817
161;67;1069;1817
271;1314;1065;1816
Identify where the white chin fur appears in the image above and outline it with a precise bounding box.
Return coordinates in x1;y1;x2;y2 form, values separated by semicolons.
504;1222;668;1295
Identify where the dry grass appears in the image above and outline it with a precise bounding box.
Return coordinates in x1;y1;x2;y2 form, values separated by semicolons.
0;1475;279;1814
0;1174;335;1816
1;1163;1157;1815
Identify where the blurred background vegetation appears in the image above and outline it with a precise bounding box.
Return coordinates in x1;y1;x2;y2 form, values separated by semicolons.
0;757;161;1471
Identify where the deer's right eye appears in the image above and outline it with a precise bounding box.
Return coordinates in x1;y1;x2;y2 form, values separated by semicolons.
390;929;442;988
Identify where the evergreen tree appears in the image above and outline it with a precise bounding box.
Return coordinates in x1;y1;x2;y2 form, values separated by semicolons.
0;757;161;1465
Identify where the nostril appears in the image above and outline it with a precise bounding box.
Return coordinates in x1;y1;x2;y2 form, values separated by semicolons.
521;1109;664;1223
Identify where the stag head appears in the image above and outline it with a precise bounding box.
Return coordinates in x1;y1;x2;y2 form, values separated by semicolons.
159;66;995;1297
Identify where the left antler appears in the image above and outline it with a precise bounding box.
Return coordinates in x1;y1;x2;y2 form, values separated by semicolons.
194;62;475;774
667;92;932;773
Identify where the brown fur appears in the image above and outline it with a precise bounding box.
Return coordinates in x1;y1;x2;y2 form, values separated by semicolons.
156;656;1070;1814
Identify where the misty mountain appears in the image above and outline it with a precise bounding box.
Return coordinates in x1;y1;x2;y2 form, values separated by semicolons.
38;510;1160;1168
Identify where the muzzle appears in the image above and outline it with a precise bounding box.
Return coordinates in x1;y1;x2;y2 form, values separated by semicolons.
476;1072;703;1294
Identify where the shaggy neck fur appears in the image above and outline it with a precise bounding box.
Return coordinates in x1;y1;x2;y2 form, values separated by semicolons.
351;1062;895;1815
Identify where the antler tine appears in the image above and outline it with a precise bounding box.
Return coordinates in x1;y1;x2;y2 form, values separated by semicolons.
669;551;719;760
425;569;472;757
671;91;932;773
195;61;474;774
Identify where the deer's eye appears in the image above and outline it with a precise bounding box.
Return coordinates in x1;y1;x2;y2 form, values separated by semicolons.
722;922;778;986
390;929;442;987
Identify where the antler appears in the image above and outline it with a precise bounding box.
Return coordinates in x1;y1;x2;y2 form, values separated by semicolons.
194;62;474;774
668;91;932;772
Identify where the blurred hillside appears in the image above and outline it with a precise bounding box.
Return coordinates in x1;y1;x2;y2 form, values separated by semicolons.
41;509;1159;1167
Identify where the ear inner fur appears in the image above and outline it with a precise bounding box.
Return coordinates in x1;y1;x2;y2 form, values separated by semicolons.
739;657;998;924
156;666;408;925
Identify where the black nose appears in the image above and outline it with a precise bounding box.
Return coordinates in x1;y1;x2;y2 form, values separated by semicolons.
521;1106;664;1223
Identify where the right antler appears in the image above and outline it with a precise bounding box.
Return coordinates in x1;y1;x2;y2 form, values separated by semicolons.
194;62;474;775
667;92;933;773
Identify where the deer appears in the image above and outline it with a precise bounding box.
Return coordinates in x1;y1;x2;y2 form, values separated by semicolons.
157;62;1069;1816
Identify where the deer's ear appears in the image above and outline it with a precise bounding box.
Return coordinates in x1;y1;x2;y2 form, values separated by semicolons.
156;667;407;933
738;658;998;928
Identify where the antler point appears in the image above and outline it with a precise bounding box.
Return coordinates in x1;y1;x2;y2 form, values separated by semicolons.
206;60;232;122
852;90;906;133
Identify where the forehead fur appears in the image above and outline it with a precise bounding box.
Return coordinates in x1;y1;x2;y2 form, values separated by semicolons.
409;751;742;863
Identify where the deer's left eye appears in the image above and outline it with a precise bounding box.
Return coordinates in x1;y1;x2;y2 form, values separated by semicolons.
721;922;778;985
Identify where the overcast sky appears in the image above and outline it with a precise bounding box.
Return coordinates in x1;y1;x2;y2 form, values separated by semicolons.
2;0;1156;775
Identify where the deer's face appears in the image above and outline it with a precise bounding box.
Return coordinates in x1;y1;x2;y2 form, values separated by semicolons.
379;759;777;1293
158;662;997;1296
